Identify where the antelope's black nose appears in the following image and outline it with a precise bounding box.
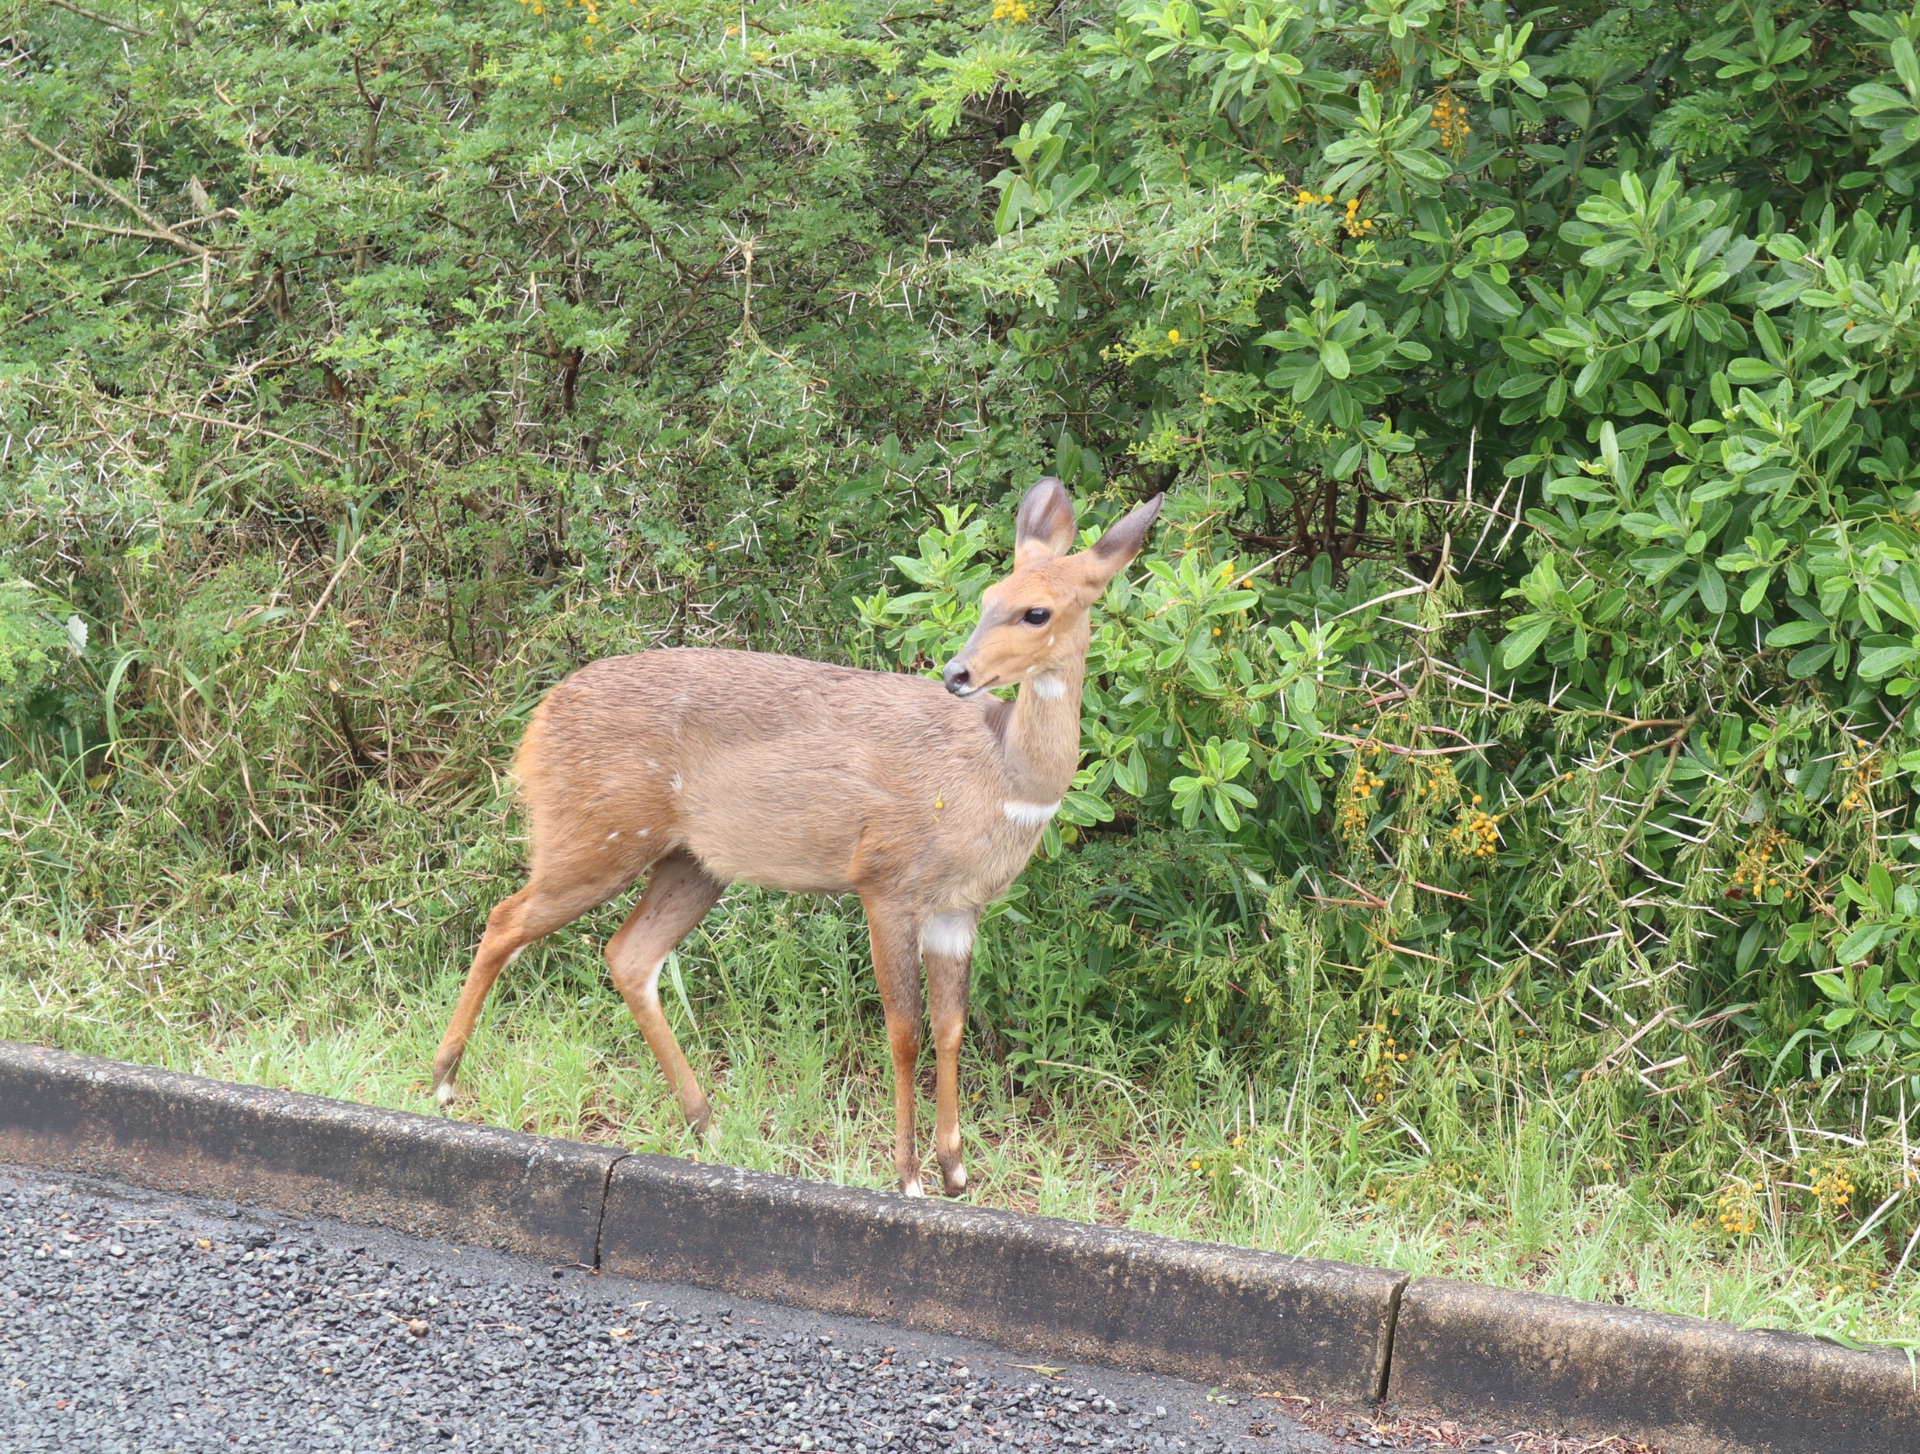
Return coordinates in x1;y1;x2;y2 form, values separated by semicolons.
942;662;971;696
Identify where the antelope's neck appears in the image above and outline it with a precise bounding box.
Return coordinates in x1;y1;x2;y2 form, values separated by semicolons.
1001;663;1086;803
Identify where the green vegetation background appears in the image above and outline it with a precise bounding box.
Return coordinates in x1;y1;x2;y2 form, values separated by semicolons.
7;0;1920;1344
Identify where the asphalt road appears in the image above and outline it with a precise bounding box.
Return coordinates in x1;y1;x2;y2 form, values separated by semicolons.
1;1164;1340;1453
0;1163;1596;1453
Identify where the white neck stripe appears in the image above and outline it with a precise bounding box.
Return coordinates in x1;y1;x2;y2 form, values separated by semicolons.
1003;799;1061;827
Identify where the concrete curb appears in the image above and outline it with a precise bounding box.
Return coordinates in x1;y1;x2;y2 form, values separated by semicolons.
599;1152;1402;1403
0;1041;617;1266
1387;1278;1920;1454
2;1039;1914;1452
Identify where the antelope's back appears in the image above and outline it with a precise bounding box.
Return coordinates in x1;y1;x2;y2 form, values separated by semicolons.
514;648;1000;896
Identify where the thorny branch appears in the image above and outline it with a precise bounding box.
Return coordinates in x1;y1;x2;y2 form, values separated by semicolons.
19;131;216;260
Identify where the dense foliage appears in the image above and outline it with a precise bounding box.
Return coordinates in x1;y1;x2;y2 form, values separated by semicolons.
7;0;1920;1296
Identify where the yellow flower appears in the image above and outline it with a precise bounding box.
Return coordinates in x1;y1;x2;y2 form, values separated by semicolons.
1447;806;1502;860
1430;90;1471;153
1167;327;1180;343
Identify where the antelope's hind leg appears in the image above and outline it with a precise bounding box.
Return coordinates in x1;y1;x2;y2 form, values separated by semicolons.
433;813;659;1106
605;849;727;1136
862;898;927;1197
433;867;637;1106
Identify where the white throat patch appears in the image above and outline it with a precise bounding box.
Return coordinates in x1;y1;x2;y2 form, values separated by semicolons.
1030;673;1068;700
1003;799;1061;828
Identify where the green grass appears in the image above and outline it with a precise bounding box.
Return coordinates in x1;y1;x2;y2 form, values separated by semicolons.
3;783;1917;1352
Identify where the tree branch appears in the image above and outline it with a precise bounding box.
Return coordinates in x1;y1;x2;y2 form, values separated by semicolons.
41;0;151;36
20;132;212;259
14;254;199;327
59;218;210;249
106;397;345;463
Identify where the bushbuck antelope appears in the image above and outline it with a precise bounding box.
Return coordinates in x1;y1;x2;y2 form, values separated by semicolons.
432;479;1163;1195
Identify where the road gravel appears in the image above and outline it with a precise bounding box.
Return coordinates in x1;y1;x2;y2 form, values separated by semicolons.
1;1164;1328;1453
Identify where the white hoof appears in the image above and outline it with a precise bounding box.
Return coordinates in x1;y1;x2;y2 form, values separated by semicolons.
901;1176;925;1198
942;1163;968;1195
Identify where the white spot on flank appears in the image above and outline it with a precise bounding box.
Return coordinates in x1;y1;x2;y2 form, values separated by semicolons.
647;759;659;768
637;828;649;837
607;831;620;840
1031;673;1067;700
921;913;975;961
1003;799;1061;828
669;773;683;793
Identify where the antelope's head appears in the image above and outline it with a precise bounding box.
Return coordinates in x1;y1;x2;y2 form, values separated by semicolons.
941;478;1163;699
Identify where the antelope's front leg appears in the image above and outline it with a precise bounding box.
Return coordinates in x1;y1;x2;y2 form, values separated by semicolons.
862;897;927;1196
923;911;977;1196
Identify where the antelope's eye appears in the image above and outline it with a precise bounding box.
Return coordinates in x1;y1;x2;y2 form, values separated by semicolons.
1022;607;1053;626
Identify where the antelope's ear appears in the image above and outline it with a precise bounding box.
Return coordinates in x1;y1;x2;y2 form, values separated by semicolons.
1082;493;1164;585
1014;476;1077;563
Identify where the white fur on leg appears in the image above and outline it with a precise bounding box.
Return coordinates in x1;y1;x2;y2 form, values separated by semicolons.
901;1175;926;1198
920;912;975;961
435;1081;455;1108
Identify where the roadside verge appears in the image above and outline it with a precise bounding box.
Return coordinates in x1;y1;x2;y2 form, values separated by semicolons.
0;1037;616;1265
0;1040;1396;1403
598;1152;1400;1399
1;1039;1912;1452
1387;1276;1917;1454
